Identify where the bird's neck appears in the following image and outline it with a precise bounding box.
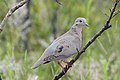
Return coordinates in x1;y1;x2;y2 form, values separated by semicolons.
70;25;82;39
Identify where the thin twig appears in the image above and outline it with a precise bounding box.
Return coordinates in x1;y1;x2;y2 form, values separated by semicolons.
105;13;109;17
0;0;27;33
53;0;120;80
112;10;120;18
55;0;63;6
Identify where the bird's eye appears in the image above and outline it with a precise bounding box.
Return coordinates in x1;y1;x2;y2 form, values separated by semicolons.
79;20;82;22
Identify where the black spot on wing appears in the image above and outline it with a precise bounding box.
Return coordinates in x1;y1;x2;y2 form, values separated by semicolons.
43;55;58;61
43;61;50;64
58;46;64;53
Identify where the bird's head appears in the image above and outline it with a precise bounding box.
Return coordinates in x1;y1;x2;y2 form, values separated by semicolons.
74;17;88;27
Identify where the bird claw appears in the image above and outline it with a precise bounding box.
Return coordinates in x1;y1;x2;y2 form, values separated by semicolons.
62;68;66;73
57;61;67;73
62;64;72;73
63;59;70;64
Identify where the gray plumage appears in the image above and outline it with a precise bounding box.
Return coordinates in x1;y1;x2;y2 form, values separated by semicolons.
31;17;88;69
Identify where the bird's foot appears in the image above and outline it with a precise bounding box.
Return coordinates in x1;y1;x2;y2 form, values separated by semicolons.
63;59;70;64
57;62;66;73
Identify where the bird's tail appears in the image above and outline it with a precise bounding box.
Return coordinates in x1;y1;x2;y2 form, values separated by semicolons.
31;59;45;69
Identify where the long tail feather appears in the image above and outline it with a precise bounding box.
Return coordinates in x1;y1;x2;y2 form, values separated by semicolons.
31;59;45;69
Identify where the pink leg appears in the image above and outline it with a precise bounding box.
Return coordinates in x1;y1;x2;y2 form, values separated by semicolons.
57;62;65;71
63;59;70;64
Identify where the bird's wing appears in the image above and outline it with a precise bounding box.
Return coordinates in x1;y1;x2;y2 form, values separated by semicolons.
31;33;81;69
54;35;80;58
31;38;62;69
41;35;81;61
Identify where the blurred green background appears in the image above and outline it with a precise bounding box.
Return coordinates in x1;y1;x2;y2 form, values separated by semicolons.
0;0;120;80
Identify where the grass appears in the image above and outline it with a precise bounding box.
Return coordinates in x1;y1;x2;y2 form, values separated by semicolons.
0;0;120;80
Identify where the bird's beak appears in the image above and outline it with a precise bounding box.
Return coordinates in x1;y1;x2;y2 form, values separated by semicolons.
85;23;89;27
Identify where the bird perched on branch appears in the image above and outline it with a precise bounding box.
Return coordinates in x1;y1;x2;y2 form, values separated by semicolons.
31;17;88;70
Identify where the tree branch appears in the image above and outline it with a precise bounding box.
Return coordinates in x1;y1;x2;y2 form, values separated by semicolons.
54;0;120;80
0;0;27;33
55;0;63;6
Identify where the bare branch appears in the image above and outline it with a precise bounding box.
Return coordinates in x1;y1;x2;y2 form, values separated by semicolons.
112;10;120;18
55;0;63;6
53;0;120;80
0;0;27;33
